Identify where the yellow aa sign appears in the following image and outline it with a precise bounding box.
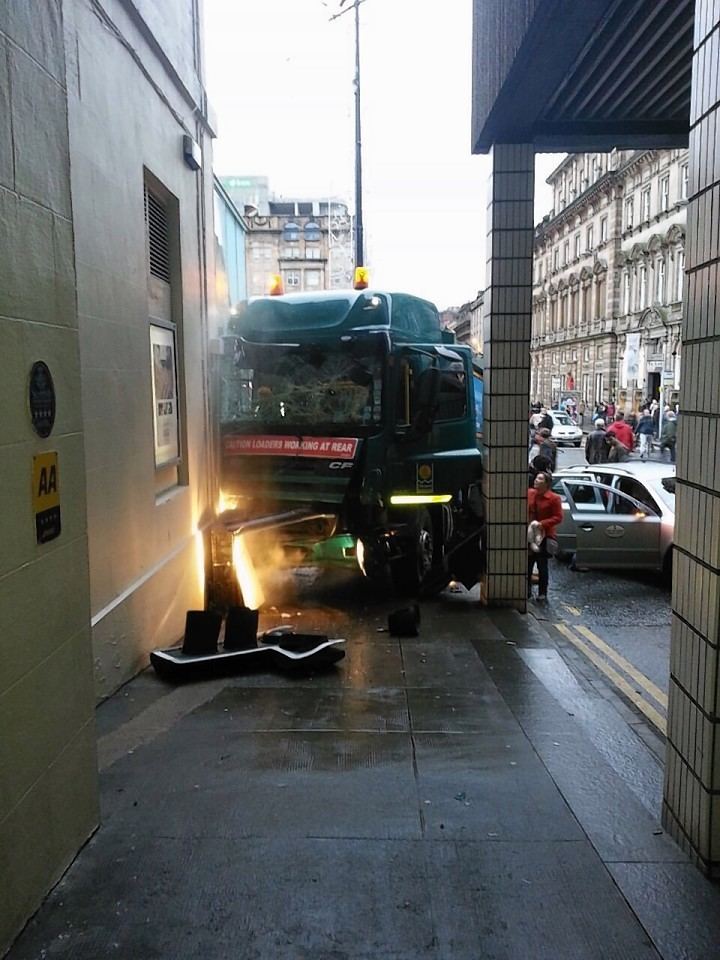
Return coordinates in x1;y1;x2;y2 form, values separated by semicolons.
33;452;59;511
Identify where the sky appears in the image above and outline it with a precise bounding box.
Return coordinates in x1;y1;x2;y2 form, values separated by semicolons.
203;0;560;309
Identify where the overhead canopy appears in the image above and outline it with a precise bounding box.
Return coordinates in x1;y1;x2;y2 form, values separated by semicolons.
472;0;694;153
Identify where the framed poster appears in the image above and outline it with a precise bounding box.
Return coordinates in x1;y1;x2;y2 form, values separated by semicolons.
149;324;180;466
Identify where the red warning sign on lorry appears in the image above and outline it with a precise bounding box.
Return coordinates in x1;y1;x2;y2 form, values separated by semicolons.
224;435;359;459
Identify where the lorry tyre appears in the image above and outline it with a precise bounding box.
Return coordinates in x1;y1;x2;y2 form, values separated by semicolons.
391;508;436;595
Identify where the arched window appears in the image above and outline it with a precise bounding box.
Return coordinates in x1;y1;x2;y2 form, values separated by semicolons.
304;221;321;242
282;222;300;243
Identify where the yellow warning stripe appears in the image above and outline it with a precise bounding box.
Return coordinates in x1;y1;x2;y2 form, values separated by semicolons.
554;622;667;735
574;623;669;709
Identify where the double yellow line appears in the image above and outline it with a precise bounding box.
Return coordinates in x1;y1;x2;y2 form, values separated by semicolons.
554;621;668;734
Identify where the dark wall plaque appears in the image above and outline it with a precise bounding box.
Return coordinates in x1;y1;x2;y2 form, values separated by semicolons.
29;361;56;438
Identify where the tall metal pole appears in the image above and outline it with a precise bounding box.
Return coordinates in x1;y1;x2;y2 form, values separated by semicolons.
353;0;364;268
331;0;366;271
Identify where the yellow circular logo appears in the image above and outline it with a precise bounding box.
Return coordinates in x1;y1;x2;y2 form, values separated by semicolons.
418;464;432;481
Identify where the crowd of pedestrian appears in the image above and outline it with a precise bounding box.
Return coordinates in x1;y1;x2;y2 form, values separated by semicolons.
526;395;679;603
581;406;677;464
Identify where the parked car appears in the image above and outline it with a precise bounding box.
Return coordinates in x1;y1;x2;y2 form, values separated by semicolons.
549;410;583;446
550;461;675;575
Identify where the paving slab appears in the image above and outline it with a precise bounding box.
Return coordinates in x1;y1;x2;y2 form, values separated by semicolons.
6;592;714;959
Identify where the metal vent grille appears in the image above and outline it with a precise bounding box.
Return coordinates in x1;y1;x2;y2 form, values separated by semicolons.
144;187;171;284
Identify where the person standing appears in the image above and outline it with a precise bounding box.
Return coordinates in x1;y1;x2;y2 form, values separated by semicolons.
660;412;677;463
607;434;630;462
537;428;558;471
606;411;635;454
585;418;610;464
538;407;554;432
527;472;563;603
635;408;655;460
606;398;616;420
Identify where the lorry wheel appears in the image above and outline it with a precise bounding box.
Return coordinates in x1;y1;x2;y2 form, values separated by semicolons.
391;508;436;595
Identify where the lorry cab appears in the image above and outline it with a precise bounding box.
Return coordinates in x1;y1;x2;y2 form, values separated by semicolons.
209;289;484;605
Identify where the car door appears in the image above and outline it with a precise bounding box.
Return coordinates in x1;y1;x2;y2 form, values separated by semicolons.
561;480;662;569
551;475;604;555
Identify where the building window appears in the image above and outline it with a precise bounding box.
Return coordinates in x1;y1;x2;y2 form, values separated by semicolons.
563;240;569;265
282;222;300;242
655;258;666;302
640;186;651;223
144;177;182;484
625;197;634;230
592;156;599;181
304;269;322;288
600;216;608;242
583;347;590;362
553;248;559;271
306;247;322;260
304;221;321;242
623;272;630;313
660;175;670;211
284;270;301;287
639;264;648;309
574;233;581;259
561;351;567;363
586;224;594;251
281;245;301;259
571;349;577;361
680;163;689;200
676;249;685;301
597;345;603;360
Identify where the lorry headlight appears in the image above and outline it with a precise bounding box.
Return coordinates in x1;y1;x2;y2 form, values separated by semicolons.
356;538;367;576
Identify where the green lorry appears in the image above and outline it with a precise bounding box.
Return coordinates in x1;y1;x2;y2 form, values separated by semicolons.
207;288;484;607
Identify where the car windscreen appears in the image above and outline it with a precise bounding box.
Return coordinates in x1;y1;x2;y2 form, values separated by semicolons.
553;414;571;425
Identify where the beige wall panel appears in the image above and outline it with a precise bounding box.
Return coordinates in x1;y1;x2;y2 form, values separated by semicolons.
0;0;64;80
0;719;98;950
92;536;203;698
0;318;26;446
9;46;71;218
0;39;13;189
0;534;90;692
0;627;95;818
0;190;58;324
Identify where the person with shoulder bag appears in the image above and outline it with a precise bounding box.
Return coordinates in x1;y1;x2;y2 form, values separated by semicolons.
527;471;564;604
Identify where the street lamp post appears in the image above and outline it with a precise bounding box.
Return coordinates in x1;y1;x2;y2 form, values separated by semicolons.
331;0;366;269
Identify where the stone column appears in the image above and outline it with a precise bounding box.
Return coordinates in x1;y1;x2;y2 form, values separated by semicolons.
663;4;720;876
480;144;534;608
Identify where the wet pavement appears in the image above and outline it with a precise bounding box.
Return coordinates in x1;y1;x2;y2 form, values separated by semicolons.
6;574;720;960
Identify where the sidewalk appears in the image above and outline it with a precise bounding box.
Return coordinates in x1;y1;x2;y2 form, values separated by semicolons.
6;593;720;959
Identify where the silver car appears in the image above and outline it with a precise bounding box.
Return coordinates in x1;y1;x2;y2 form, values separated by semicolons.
549;410;583;446
551;461;675;575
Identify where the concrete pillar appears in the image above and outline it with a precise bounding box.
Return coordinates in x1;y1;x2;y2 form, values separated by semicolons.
663;4;720;876
480;144;534;608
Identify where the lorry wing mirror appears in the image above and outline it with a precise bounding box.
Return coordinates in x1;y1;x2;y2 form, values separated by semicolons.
410;367;441;436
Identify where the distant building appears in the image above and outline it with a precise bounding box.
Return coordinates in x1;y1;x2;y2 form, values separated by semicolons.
531;149;687;410
442;291;484;354
219;178;354;296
